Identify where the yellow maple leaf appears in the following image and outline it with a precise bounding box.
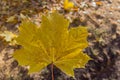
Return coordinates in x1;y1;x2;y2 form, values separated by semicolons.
64;0;74;10
13;12;91;77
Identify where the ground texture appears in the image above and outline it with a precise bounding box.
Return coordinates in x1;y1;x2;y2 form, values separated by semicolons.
0;0;120;80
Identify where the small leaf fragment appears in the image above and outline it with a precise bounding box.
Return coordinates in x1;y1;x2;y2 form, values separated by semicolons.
0;31;17;42
64;0;74;10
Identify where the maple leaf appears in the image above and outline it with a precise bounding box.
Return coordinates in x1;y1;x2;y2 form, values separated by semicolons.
13;12;91;77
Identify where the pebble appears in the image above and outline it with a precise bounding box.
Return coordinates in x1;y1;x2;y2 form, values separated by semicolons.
91;2;97;7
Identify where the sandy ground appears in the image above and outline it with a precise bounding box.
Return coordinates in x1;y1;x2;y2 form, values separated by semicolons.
0;0;120;80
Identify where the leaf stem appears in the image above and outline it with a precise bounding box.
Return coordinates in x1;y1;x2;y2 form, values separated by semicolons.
51;62;54;80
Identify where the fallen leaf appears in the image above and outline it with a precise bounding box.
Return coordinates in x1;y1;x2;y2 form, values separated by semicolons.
0;31;17;42
13;12;91;77
64;0;74;10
